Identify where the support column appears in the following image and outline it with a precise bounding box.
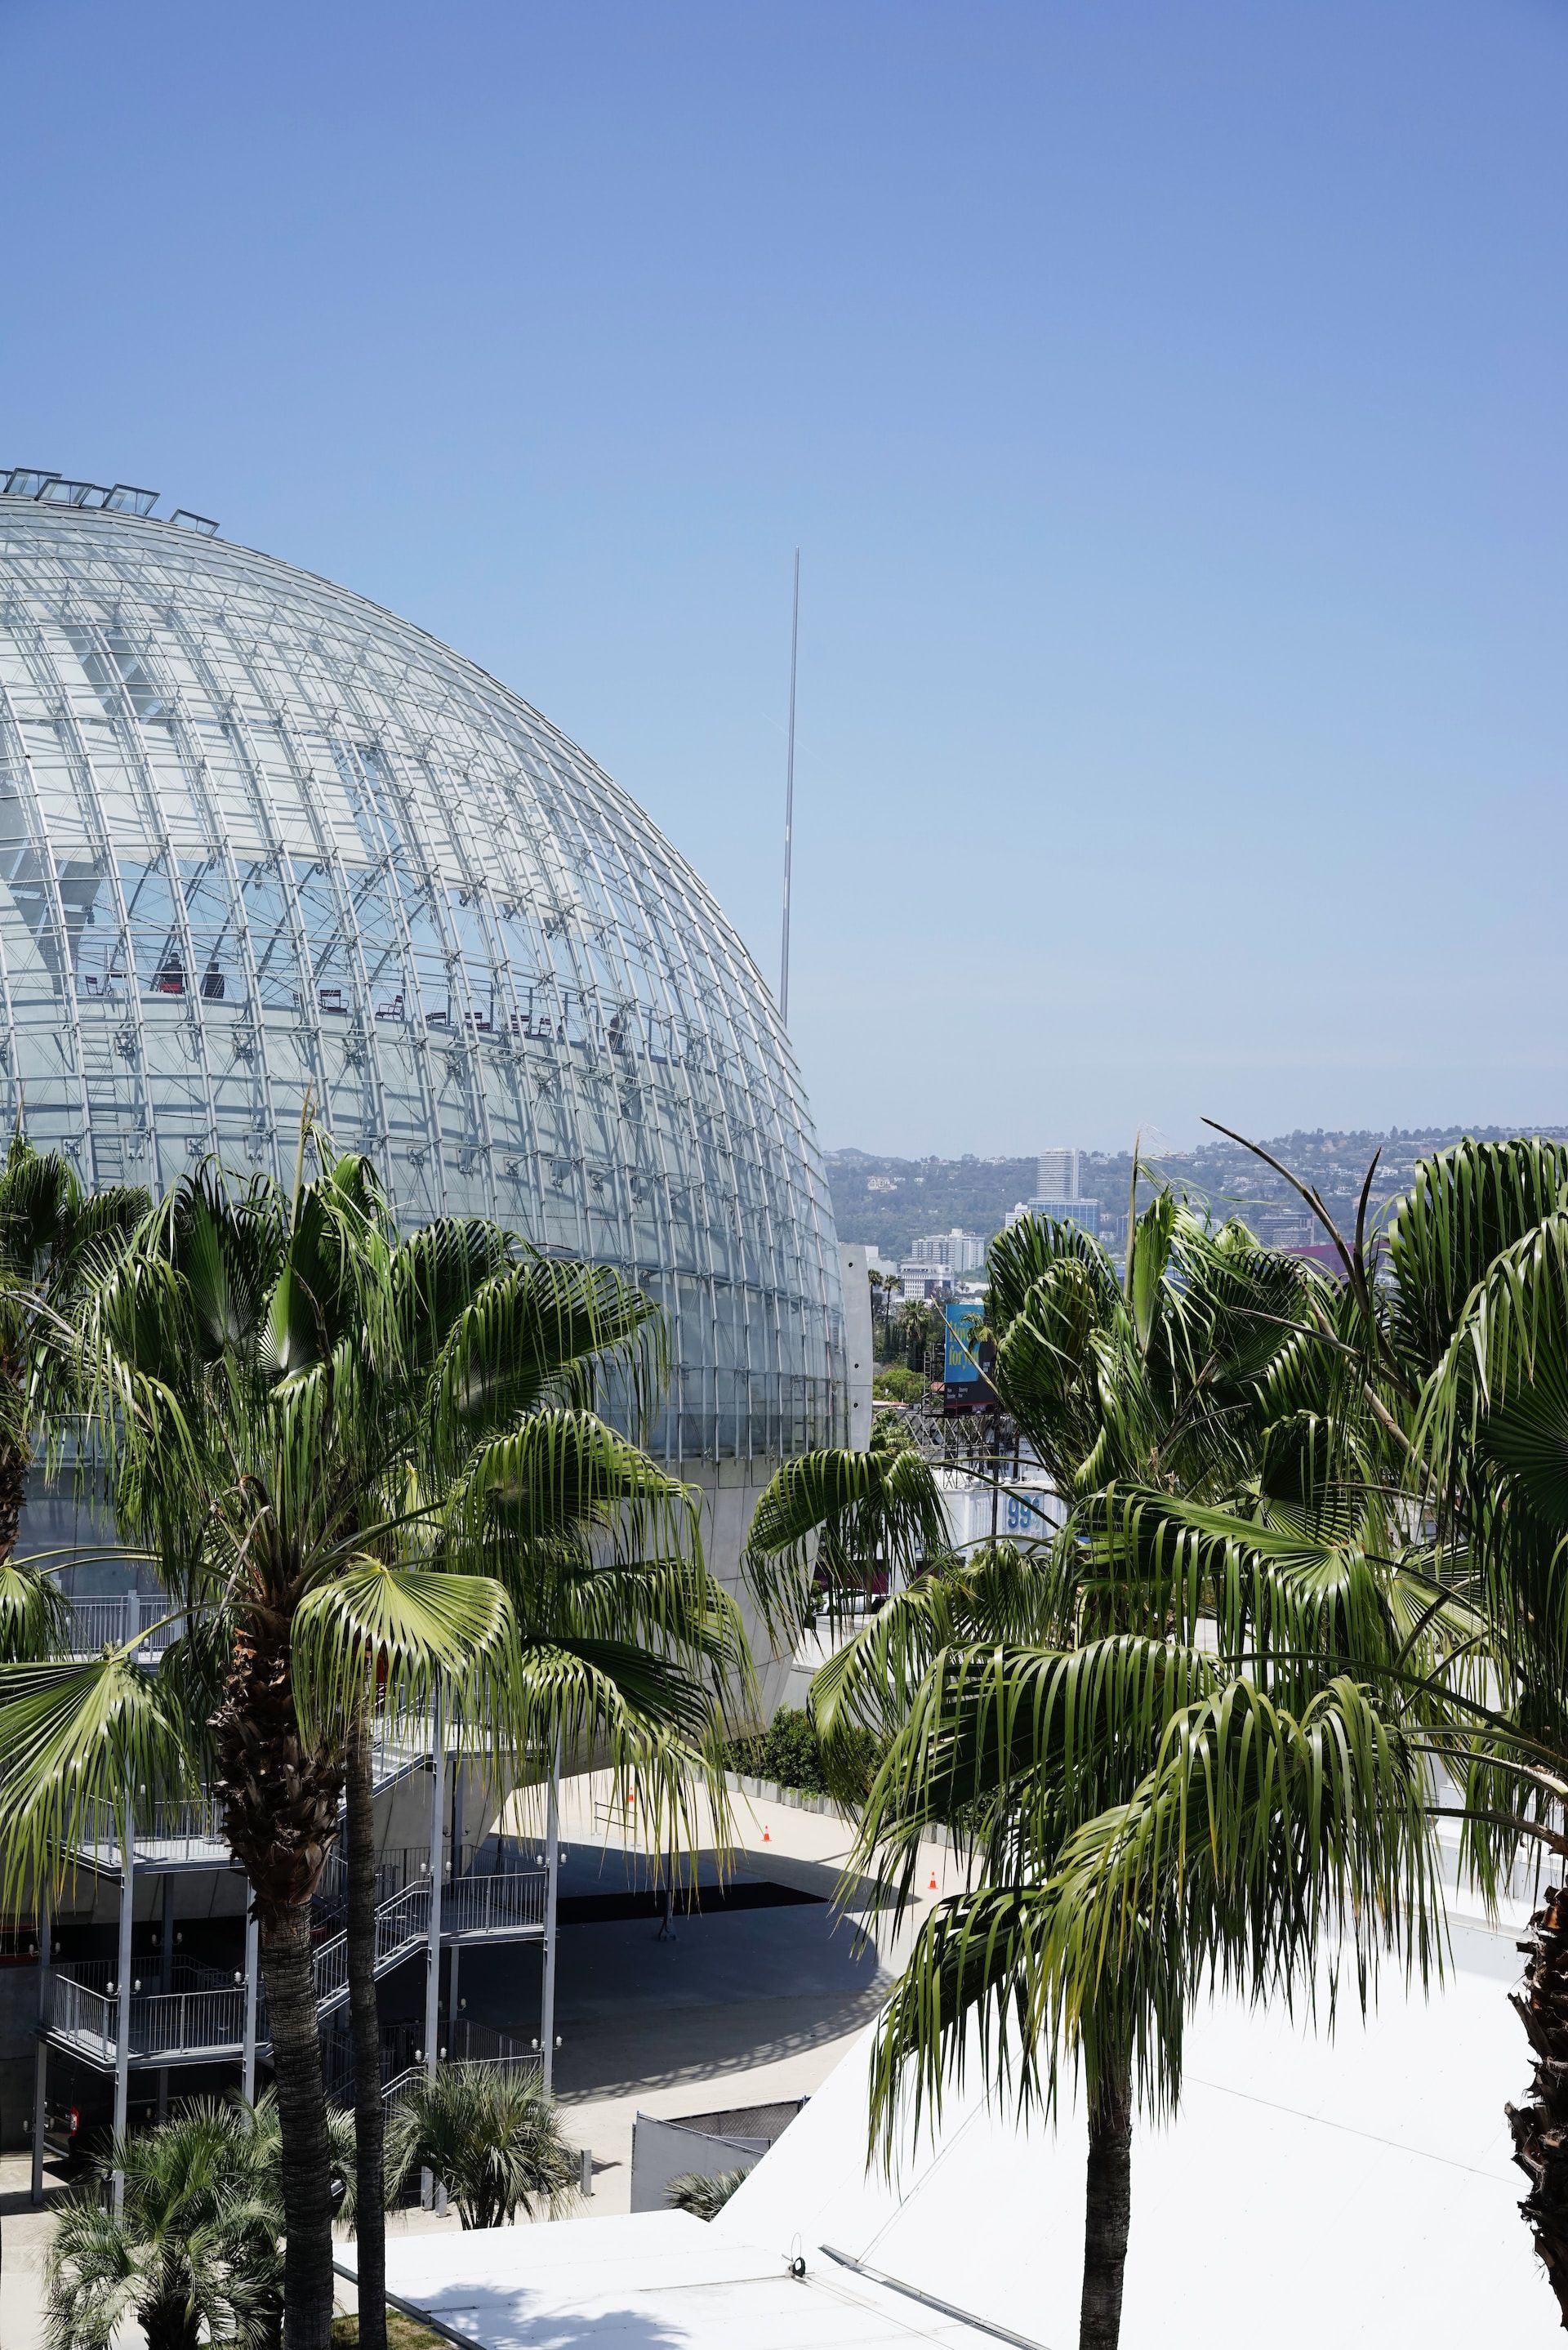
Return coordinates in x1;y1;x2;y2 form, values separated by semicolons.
31;1893;50;2205
421;1693;446;2210
112;1810;136;2215
448;1761;465;2053
241;1895;259;2104
157;1874;175;2122
541;1737;560;2095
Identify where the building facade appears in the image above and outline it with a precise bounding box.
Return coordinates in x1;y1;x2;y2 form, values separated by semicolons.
1007;1193;1102;1237
1036;1147;1080;1199
910;1227;987;1274
0;483;845;1483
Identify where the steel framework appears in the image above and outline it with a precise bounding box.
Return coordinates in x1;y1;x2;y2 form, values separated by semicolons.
0;489;844;1462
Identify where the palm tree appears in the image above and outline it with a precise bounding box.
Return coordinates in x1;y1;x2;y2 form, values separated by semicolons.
2;1142;775;2350
42;2094;345;2350
1378;1136;1568;2317
784;1195;1449;2350
383;2067;578;2228
1111;1130;1568;2324
235;1175;677;2347
0;1131;146;1646
666;2168;748;2219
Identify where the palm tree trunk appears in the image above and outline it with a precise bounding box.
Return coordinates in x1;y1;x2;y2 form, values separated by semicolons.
139;2297;204;2350
345;1713;387;2350
215;1604;344;2350
0;1431;29;1568
1079;2067;1134;2350
258;1905;336;2350
1508;1882;1568;2321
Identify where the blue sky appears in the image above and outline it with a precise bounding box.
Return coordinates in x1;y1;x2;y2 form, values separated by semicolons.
3;0;1564;1156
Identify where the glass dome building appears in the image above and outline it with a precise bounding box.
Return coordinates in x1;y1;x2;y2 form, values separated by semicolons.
0;476;846;1492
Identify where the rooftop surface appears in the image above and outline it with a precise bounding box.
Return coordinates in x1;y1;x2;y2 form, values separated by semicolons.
366;1893;1557;2347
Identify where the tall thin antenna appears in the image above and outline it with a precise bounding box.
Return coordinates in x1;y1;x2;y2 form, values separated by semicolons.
779;547;800;1024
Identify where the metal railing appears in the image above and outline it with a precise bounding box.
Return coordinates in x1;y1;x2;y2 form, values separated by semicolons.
68;1795;229;1866
369;1715;438;1786
312;1879;434;2016
444;1870;546;1938
314;1842;439;1926
65;1716;434;1873
448;2016;542;2075
381;2063;424;2112
381;2025;543;2116
312;1867;547;2018
59;1955;236;1998
62;1595;189;1657
49;1972;246;2062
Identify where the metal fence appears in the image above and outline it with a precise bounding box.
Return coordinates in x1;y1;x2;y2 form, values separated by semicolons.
62;1595;189;1656
60;1954;236;1999
67;1794;229;1866
447;2016;542;2074
445;1869;546;1938
50;1971;247;2062
312;1879;432;2016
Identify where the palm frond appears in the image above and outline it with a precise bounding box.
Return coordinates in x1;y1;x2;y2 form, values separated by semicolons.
743;1446;951;1643
0;1648;201;1908
870;1673;1441;2163
0;1558;69;1661
292;1560;515;1747
855;1634;1223;1905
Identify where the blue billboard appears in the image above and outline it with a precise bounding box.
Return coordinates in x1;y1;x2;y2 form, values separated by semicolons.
942;1297;985;1385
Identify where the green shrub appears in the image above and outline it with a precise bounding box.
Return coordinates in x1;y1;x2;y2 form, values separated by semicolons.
727;1705;881;1803
667;2168;750;2219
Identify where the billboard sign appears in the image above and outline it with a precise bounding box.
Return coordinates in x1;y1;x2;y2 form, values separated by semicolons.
942;1298;995;1412
943;1298;983;1384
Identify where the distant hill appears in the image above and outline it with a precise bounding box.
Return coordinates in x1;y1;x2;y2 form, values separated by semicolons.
827;1126;1568;1260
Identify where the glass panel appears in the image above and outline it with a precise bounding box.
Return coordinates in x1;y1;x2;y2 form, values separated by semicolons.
0;502;846;1461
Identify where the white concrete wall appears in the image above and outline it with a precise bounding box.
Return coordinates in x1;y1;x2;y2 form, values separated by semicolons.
936;1470;1064;1554
836;1243;874;1454
681;1456;799;1725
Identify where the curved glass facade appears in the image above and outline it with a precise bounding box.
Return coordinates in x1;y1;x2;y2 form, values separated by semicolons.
0;496;843;1461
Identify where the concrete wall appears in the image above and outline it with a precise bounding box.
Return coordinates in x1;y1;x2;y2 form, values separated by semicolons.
682;1456;796;1725
837;1245;875;1454
629;2113;767;2213
0;1960;42;2152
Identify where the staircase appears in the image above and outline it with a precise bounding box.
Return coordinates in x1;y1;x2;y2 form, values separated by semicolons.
42;1864;549;2070
309;1866;548;2019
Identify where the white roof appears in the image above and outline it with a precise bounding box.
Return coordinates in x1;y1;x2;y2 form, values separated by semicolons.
367;2207;1000;2345
369;1909;1557;2347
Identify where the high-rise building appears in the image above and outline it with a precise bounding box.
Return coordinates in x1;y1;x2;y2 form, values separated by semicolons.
911;1227;986;1273
1036;1148;1080;1200
1008;1194;1101;1238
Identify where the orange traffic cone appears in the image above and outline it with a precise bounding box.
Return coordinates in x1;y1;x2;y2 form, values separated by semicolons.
928;1871;938;1892
763;1823;771;1843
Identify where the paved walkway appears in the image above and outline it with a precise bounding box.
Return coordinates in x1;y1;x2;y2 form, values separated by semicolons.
388;1768;956;2232
521;1770;952;2218
0;2148;66;2350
